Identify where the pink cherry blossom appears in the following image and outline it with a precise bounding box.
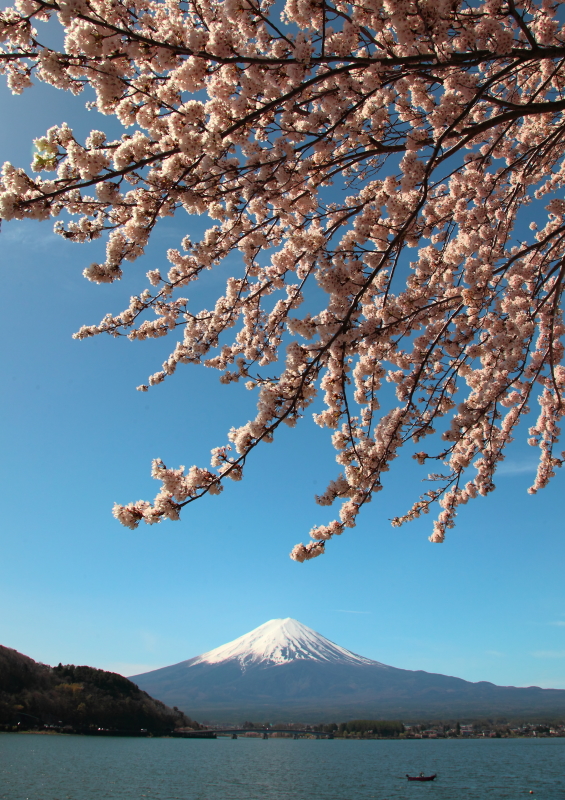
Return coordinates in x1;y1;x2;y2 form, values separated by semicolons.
1;0;564;560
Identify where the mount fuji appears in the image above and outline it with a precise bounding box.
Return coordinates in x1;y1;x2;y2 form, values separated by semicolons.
130;619;565;723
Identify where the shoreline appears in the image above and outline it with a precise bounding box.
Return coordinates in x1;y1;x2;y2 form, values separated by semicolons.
2;729;564;740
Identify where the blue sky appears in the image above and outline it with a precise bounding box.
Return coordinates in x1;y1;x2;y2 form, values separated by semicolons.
1;75;564;695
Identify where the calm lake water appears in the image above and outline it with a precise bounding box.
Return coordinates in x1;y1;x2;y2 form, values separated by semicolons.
1;733;564;800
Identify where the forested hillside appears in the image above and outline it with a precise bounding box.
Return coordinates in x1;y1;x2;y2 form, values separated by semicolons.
0;645;201;734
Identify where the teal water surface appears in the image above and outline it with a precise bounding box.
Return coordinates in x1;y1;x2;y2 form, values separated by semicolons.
1;733;564;800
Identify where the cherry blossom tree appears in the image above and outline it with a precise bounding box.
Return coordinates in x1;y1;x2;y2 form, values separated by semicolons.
1;0;564;560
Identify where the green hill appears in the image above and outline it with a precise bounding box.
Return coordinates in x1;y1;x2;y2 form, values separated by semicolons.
0;644;201;734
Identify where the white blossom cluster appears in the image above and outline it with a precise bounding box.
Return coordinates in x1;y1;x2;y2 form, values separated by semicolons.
1;0;565;559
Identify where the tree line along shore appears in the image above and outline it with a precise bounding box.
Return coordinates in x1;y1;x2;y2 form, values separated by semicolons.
210;720;565;739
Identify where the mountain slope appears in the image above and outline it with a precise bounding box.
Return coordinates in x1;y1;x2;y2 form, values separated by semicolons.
0;644;201;732
131;619;565;722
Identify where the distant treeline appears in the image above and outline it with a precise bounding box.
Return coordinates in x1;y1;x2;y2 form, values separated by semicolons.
0;645;201;734
338;720;404;736
242;720;405;736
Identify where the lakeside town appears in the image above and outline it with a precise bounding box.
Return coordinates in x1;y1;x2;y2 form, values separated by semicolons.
402;722;565;739
200;720;565;739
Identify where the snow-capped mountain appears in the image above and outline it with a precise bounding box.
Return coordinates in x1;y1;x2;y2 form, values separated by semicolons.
130;618;565;723
190;618;377;668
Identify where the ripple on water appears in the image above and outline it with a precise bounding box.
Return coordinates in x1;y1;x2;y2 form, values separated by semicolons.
0;734;564;800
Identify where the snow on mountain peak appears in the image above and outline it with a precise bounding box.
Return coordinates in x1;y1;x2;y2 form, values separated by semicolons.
191;618;379;668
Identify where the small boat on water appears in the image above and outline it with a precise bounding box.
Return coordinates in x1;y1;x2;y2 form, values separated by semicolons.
406;774;437;782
